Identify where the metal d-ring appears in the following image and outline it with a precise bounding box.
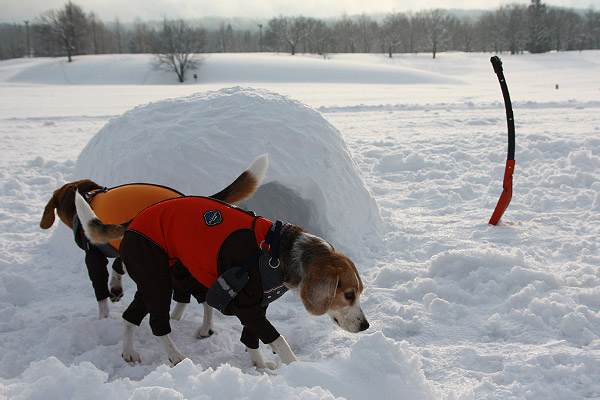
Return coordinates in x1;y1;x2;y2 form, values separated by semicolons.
259;240;270;251
269;257;280;269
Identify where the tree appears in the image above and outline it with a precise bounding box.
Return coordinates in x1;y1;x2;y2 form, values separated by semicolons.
455;17;475;52
88;12;113;54
584;9;600;49
419;9;456;58
266;16;319;55
473;12;496;53
527;0;551;53
216;22;234;52
332;15;361;53
380;13;408;57
39;1;89;62
130;18;153;53
154;19;206;83
496;4;527;54
357;14;378;53
303;18;330;54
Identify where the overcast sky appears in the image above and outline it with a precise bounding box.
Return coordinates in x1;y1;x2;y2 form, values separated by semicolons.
1;0;596;23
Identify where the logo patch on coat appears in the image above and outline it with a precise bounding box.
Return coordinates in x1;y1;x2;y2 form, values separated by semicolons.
204;210;223;226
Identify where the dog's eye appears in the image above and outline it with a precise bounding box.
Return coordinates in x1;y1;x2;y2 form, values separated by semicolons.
337;279;342;288
344;291;355;301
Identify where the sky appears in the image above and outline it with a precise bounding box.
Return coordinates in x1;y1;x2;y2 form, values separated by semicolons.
0;0;597;23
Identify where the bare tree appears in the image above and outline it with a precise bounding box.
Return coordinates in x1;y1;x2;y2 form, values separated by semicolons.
380;13;408;57
114;17;123;53
495;4;527;54
303;18;330;54
87;12;113;54
357;14;378;53
0;23;27;59
154;19;206;83
332;15;361;53
130;18;153;53
584;9;600;49
216;22;234;52
455;17;475;52
267;16;318;55
39;1;89;62
419;9;456;58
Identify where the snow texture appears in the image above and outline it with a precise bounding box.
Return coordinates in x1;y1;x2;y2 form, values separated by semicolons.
1;51;600;399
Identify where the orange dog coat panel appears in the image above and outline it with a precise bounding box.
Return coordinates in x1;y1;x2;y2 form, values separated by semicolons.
88;184;183;250
127;196;273;288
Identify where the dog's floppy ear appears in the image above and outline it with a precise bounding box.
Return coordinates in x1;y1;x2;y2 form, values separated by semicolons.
300;262;340;316
40;191;59;229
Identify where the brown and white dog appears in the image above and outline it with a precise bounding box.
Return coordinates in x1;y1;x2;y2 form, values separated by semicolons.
74;158;369;369
40;155;269;323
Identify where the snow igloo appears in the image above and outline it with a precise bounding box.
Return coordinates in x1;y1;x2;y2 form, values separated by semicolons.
74;87;382;254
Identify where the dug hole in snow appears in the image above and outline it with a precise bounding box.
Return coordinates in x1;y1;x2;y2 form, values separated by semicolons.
74;87;383;255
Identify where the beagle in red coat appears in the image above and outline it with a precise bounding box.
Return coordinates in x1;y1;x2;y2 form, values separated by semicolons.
40;155;269;322
75;157;369;369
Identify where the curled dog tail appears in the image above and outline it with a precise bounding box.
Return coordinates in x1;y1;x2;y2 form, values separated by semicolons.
210;154;269;204
75;191;127;245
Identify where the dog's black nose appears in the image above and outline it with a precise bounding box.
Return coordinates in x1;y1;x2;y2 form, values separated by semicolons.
359;320;370;331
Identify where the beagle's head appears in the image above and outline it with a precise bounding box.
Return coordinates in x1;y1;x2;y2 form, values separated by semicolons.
40;179;101;230
300;251;369;333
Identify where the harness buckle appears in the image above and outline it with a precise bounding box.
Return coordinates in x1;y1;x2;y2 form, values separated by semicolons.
269;257;280;269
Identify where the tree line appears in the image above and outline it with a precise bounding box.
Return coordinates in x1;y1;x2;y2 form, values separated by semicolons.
1;1;599;73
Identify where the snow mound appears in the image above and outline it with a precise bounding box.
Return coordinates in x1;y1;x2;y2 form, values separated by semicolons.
0;333;453;400
74;87;382;252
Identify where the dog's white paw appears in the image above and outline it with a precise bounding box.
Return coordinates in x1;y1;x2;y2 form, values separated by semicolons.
247;347;278;370
122;349;141;364
168;352;187;366
254;360;278;370
109;273;124;302
109;286;123;302
98;298;109;319
261;361;278;370
195;325;214;339
159;334;187;366
269;336;298;365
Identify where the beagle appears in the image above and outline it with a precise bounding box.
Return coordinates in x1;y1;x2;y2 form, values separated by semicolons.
40;155;269;323
74;157;369;369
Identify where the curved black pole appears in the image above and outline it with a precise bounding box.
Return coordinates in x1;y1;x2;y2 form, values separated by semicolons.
489;56;516;225
490;56;515;161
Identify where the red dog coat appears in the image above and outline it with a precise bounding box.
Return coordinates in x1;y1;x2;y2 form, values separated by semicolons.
127;196;273;288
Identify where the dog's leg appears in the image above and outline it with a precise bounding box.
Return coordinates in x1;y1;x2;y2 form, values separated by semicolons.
268;335;298;365
98;298;109;319
247;347;277;370
158;334;186;366
195;302;215;338
108;271;124;302
122;320;141;364
170;302;187;321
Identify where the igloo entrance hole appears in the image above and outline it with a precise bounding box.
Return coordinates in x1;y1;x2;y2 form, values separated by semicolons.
240;181;323;238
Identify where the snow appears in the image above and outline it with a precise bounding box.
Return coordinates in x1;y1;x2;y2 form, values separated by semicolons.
1;51;600;399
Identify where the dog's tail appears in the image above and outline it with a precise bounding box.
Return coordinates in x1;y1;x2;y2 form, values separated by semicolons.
210;154;269;204
75;191;127;245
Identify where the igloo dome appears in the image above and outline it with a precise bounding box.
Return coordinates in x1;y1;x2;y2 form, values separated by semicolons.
74;87;382;254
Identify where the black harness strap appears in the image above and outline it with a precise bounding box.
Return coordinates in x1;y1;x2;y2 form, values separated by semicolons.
234;220;283;279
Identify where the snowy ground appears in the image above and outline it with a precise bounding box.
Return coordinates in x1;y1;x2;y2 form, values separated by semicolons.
1;51;599;399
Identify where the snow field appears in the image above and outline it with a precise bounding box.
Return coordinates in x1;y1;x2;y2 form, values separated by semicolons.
0;51;599;399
